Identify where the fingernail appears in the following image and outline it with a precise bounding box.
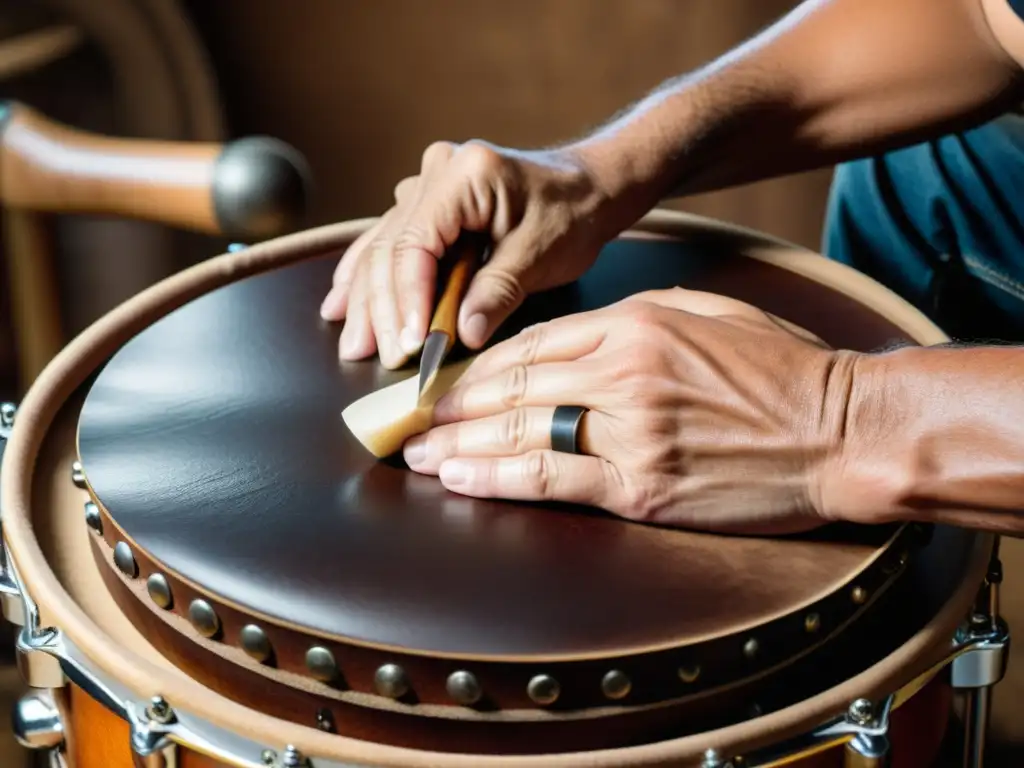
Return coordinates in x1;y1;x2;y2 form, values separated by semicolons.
321;288;343;319
439;460;469;487
463;313;487;346
399;325;421;355
403;437;427;467
339;330;358;359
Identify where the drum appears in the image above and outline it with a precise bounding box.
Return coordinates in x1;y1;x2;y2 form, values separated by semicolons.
0;209;1007;768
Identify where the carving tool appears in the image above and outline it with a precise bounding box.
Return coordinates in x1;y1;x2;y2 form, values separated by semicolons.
417;232;488;403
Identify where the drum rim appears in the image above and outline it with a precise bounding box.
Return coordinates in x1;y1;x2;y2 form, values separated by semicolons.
2;209;990;766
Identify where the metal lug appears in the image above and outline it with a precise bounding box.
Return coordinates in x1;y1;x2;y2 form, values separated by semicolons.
16;627;66;689
951;619;1009;689
11;689;64;750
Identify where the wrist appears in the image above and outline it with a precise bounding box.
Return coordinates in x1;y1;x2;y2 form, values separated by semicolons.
816;348;919;525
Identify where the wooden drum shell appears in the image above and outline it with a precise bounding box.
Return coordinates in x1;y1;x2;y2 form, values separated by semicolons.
0;210;994;767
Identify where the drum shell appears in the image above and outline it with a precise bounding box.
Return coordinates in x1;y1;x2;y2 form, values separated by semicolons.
55;675;952;767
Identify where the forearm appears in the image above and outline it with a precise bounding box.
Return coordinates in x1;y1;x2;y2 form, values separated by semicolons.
572;0;1024;224
833;345;1024;532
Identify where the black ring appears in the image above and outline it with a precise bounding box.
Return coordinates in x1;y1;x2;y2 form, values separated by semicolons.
550;405;588;455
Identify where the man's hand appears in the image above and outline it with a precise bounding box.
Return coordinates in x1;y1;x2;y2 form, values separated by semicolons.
320;140;616;369
401;288;857;535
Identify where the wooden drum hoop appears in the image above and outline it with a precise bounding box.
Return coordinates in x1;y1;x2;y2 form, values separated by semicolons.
0;209;999;767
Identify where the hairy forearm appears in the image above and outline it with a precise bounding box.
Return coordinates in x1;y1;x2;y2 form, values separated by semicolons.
833;345;1024;532
572;0;1024;222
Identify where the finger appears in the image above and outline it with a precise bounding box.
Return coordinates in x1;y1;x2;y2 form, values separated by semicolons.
404;405;599;473
433;360;602;424
391;246;437;357
437;450;622;510
456;229;532;348
339;258;377;359
321;218;386;320
366;239;407;369
458;312;610;386
627;287;766;319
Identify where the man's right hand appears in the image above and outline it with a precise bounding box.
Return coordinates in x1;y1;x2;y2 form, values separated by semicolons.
320;140;615;369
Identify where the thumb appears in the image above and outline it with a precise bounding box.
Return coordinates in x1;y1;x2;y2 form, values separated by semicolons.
457;237;532;348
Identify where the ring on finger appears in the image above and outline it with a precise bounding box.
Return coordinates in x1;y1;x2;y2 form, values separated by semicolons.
550;405;589;455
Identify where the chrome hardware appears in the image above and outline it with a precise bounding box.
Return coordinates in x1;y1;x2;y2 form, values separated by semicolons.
241;624;273;663
70;461;86;489
114;542;139;578
702;749;732;768
446;669;483;706
146;574;173;610
305;646;338;683
1;401;15;429
841;695;892;767
373;663;409;700
0;401;24;625
11;689;64;750
952;547;1007;768
188;598;221;638
600;669;631;700
279;745;310;767
84;502;103;534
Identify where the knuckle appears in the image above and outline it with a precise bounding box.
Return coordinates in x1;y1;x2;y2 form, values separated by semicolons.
502;364;530;408
421;141;455;170
393;176;418;204
616;481;656;521
478;269;527;310
516;323;546;365
455;140;506;179
526;451;556;498
501;408;530;453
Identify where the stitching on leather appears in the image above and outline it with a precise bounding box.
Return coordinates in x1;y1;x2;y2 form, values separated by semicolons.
962;255;1024;301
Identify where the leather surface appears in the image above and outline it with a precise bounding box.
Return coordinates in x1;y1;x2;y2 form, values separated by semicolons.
78;232;917;658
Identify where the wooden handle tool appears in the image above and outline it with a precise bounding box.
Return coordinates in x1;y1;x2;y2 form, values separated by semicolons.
417;233;489;401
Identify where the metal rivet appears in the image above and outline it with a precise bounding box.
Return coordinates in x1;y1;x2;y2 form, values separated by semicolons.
374;663;409;699
113;542;137;578
851;586;868;605
702;748;724;768
305;646;338;683
446;670;482;706
743;638;759;659
188;599;221;639
240;624;273;663
804;613;821;633
260;750;276;765
71;461;86;489
146;696;175;724
280;746;309;767
146;574;173;610
315;708;335;733
527;674;560;706
678;664;701;684
0;402;15;427
84;502;102;534
601;669;631;700
848;697;873;725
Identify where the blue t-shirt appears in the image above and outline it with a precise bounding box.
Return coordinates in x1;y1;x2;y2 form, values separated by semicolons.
1012;0;1024;20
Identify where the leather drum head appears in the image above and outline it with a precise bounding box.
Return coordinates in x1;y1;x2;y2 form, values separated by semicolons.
75;223;938;754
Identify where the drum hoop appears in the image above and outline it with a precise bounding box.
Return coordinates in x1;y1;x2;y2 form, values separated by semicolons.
0;209;992;766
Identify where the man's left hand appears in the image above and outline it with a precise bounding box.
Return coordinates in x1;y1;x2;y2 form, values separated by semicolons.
402;288;860;534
